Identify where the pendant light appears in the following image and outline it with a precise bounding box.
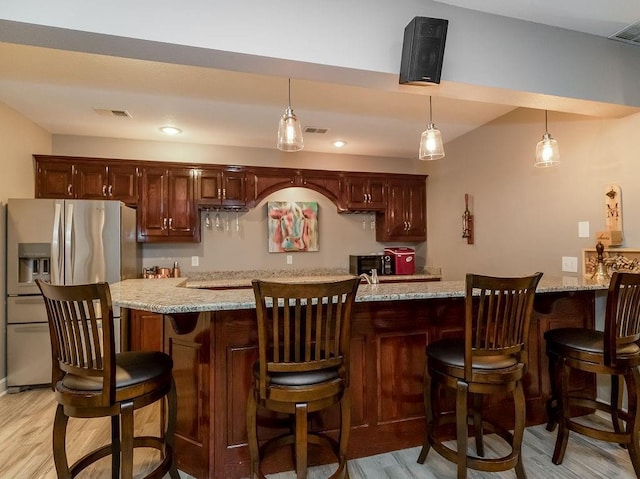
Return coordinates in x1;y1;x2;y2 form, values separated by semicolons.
276;78;304;152
534;110;560;167
419;96;445;160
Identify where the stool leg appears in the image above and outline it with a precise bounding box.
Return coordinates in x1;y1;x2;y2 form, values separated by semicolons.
456;381;469;479
417;362;432;464
246;388;259;479
626;368;640;476
472;393;484;457
295;403;309;479
513;380;527;479
552;359;570;465
110;415;121;479
339;390;351;478
53;404;71;479
546;350;560;432
611;374;624;442
120;400;135;479
166;378;181;479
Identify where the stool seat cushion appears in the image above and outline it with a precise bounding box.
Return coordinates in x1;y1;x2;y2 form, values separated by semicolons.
252;362;339;386
545;327;640;360
61;351;173;391
427;338;520;381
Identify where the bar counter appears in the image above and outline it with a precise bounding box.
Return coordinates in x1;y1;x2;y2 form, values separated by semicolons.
111;276;605;479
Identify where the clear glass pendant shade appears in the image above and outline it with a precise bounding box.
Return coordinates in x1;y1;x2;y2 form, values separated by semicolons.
419;123;445;160
276;78;304;152
534;110;559;167
534;132;560;167
418;96;445;160
277;106;304;151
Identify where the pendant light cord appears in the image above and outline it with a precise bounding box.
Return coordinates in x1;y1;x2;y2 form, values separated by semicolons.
288;78;292;108
429;96;433;124
545;109;548;134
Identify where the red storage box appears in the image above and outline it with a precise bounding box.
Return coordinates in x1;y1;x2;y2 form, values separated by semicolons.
384;247;415;275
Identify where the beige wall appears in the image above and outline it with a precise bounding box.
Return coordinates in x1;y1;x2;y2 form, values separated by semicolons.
0;101;52;386
423;107;640;280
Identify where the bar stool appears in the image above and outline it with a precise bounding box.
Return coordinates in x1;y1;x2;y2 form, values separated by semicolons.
544;271;640;475
417;272;542;479
36;280;179;479
246;277;360;479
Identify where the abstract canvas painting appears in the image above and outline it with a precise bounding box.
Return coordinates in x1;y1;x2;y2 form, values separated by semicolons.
267;201;319;252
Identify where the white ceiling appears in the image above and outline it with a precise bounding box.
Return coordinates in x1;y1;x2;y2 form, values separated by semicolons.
0;2;638;160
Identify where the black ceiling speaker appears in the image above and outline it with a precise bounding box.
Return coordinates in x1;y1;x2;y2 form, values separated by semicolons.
399;16;448;85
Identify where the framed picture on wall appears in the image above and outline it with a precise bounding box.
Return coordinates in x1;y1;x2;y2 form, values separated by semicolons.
267;201;319;252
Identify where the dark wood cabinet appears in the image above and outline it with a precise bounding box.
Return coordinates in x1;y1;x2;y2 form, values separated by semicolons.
35;157;75;198
195;167;246;208
34;155;428;245
343;175;386;211
246;167;296;207
137;166;199;242
75;162;138;205
376;177;426;242
35;156;138;205
128;309;163;352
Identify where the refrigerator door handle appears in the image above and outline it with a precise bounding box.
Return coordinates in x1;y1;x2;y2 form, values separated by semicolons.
65;202;75;285
51;202;64;285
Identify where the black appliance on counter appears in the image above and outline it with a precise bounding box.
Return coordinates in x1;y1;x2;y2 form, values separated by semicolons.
349;254;393;276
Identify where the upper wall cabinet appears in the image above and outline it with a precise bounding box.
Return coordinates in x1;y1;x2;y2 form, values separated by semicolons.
35;157;75;198
376;177;426;242
137;166;199;243
35;155;138;205
195;167;246;209
343;174;386;211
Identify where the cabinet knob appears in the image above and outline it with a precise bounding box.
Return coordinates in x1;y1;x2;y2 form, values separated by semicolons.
168;217;173;229
108;185;113;196
102;185;107;197
222;188;226;199
162;218;167;230
218;188;222;198
67;184;73;196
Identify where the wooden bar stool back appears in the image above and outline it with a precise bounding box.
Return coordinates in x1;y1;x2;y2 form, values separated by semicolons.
36;280;179;479
417;272;542;479
545;271;640;475
247;277;360;479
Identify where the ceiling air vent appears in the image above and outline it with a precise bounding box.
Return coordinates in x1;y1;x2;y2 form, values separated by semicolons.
609;21;640;47
93;108;132;118
304;126;329;134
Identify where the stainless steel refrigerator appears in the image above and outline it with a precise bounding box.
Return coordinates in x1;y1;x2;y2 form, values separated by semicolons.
5;199;140;392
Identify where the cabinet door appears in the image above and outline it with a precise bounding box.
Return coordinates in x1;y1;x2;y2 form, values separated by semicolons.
108;164;138;205
75;162;108;200
129;309;163;352
35;159;75;198
343;175;386;211
138;167;167;240
167;168;198;240
196;168;246;208
195;168;222;206
221;170;246;207
376;179;426;242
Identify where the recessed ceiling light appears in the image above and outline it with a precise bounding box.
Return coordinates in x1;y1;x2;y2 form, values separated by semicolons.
160;126;182;135
332;140;347;148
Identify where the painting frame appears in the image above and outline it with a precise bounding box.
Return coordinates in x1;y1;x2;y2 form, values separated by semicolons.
267;201;319;253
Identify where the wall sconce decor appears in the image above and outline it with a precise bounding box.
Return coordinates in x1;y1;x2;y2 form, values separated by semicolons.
462;193;474;244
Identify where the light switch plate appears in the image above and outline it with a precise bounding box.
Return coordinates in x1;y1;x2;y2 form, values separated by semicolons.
578;221;590;238
561;256;578;273
191;256;199;267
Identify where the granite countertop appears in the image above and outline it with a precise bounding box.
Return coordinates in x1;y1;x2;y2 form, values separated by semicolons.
109;275;607;315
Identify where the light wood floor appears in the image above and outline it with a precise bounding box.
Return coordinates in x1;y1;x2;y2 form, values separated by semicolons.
0;388;635;478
